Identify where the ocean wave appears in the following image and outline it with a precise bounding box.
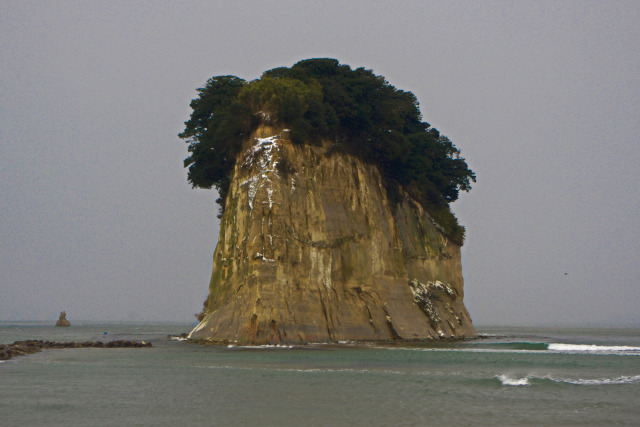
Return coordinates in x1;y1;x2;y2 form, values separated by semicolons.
496;373;640;387
226;344;296;349
284;367;403;375
195;364;404;375
547;343;640;354
386;341;640;356
561;375;640;385
385;346;545;355
496;373;530;386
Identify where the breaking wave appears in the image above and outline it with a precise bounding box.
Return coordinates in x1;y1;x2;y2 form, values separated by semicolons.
387;342;640;356
496;373;640;386
496;373;530;386
547;343;640;354
226;344;296;349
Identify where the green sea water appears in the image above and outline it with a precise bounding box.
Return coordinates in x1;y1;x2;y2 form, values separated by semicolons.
1;322;639;426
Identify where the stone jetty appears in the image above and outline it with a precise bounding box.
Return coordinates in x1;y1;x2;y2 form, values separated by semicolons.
0;340;152;361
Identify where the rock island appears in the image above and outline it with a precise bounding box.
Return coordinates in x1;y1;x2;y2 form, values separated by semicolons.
180;59;477;344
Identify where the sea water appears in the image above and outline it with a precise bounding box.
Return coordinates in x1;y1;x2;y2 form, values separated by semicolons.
1;323;639;426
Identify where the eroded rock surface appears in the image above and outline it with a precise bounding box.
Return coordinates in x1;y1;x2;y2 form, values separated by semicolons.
189;126;476;344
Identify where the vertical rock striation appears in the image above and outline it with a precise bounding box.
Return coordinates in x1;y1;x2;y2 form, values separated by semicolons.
188;126;476;344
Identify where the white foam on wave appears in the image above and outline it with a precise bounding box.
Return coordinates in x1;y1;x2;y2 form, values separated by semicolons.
496;373;530;386
386;347;544;355
566;375;640;385
548;343;640;354
386;343;640;356
497;373;640;386
226;344;295;349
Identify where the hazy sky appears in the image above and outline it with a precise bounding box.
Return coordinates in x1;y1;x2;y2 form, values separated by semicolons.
2;1;638;326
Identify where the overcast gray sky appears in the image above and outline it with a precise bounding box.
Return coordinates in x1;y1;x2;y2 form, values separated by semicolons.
1;1;638;326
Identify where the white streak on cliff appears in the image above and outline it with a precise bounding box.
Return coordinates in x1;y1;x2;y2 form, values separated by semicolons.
241;136;281;211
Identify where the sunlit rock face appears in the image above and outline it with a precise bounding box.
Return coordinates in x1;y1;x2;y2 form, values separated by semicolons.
188;126;476;344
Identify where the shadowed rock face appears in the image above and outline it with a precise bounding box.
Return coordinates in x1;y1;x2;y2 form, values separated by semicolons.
188;126;476;344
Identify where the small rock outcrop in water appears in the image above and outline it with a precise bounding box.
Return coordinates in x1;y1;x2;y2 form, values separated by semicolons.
188;126;477;344
0;340;152;361
55;311;70;327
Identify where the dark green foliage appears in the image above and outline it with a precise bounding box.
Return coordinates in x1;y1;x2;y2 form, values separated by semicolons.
179;75;254;217
238;77;322;124
180;59;475;243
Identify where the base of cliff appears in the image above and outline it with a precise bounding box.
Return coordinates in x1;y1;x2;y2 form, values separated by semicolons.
186;335;478;348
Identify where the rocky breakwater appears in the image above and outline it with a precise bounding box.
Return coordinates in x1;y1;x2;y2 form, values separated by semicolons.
189;125;477;344
0;340;152;361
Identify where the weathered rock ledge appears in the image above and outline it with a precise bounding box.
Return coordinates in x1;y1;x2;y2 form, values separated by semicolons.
0;340;152;361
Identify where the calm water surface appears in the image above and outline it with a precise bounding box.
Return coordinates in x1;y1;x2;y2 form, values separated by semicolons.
1;322;639;426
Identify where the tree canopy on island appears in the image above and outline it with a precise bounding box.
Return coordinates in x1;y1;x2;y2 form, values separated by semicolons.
179;59;475;244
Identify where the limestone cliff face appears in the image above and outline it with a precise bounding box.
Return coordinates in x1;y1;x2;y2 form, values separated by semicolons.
188;126;476;344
